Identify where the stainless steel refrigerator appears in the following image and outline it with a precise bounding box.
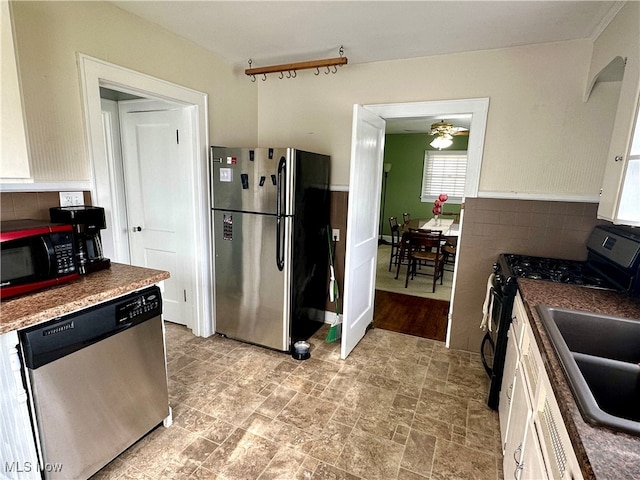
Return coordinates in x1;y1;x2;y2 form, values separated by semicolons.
210;147;330;351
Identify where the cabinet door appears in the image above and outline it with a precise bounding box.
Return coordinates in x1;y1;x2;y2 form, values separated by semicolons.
598;72;640;223
499;326;519;449
520;420;549;480
0;331;40;478
616;106;640;224
503;366;531;480
0;0;31;180
511;292;527;349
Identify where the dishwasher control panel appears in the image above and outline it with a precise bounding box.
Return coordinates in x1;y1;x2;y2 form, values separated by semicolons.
116;288;162;325
20;285;163;370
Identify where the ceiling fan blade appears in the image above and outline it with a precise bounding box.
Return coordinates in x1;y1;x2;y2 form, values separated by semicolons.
453;130;469;136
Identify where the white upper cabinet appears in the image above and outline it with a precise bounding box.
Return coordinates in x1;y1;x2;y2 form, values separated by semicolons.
614;101;640;224
0;0;31;181
593;2;640;225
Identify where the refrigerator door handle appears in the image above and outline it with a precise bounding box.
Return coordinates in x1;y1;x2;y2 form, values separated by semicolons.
276;156;286;271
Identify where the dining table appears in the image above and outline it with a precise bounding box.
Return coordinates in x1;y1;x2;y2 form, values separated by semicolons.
403;218;459;237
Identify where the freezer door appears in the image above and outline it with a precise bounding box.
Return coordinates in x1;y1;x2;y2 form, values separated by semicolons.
213;210;291;351
211;147;292;214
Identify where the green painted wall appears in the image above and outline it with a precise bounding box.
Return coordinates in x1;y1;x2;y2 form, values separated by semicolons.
380;133;468;236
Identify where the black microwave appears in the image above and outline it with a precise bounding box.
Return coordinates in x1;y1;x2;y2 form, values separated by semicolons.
0;220;78;299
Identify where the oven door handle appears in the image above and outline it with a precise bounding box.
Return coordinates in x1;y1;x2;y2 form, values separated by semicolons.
480;331;495;377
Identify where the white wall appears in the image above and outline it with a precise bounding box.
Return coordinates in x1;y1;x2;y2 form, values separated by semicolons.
11;1;258;182
256;39;619;197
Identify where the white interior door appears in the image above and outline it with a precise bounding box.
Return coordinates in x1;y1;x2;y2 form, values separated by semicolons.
341;105;386;359
119;102;192;326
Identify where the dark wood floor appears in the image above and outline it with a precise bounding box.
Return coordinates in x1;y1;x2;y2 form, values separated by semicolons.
373;289;448;342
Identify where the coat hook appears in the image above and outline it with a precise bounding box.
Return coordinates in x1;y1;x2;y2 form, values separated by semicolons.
279;72;284;79
286;71;291;78
292;70;297;78
332;65;338;74
262;73;267;81
325;66;330;75
250;74;256;82
315;67;320;75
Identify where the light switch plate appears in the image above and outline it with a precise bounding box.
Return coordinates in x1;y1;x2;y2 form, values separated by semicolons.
332;228;340;242
59;191;84;207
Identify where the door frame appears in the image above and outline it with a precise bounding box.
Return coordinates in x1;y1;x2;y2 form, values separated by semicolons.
357;98;489;347
78;54;212;337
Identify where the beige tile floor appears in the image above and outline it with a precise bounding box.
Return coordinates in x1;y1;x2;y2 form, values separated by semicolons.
93;322;504;480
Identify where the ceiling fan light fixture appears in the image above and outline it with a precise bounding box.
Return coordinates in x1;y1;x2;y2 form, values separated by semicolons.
430;134;453;150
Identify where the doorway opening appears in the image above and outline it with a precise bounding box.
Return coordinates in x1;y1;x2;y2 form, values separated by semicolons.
342;99;488;356
78;54;212;337
371;100;487;343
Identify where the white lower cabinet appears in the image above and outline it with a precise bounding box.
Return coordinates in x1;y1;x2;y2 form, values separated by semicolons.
520;419;548;480
500;293;583;480
503;366;533;479
499;325;519;447
0;331;40;479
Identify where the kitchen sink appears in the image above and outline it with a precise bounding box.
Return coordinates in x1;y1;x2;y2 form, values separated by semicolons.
541;307;640;363
537;305;640;436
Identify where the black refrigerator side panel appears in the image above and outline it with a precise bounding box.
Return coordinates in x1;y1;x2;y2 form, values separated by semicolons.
290;151;331;341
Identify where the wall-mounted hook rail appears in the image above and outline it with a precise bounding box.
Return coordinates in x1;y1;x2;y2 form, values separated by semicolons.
245;56;348;79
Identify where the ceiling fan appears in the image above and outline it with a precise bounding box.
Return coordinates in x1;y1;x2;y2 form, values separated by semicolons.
428;120;469;137
428;120;469;149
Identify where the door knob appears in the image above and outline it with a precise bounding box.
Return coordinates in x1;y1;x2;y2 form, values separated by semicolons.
132;226;142;232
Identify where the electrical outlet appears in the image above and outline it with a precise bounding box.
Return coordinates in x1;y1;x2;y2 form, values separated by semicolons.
332;228;340;242
59;191;84;207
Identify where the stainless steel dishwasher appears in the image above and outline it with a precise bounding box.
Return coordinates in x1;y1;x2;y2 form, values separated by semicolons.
19;285;170;480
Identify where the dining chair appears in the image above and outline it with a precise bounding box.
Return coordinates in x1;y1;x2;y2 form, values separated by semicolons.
404;230;445;292
402;212;411;224
395;228;433;279
441;210;460;222
388;216;402;271
442;236;457;272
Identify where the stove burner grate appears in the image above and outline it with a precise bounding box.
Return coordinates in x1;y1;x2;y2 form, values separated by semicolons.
503;254;612;288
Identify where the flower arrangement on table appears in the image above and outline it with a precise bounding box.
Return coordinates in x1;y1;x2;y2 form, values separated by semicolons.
432;193;448;225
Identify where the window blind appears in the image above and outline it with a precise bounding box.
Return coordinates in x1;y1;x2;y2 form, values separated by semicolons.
421;150;467;202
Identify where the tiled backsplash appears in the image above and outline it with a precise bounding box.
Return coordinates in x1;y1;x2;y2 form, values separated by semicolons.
2;191;602;354
450;197;606;351
319;193;607;351
461;198;605;260
1;191;92;221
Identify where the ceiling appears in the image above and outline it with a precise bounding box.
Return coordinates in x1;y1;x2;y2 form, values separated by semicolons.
110;1;622;133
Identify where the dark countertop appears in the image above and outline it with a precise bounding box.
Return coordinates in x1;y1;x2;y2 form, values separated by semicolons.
517;278;640;480
0;263;170;335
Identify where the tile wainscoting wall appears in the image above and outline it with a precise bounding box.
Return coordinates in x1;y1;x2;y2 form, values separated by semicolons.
450;198;606;352
2;191;602;357
1;189;349;317
324;193;607;353
1;191;92;221
324;190;348;313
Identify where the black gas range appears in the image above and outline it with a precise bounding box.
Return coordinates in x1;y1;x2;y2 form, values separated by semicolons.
483;224;640;410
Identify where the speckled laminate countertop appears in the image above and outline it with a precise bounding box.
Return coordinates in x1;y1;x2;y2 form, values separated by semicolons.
517;278;640;480
0;263;170;335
